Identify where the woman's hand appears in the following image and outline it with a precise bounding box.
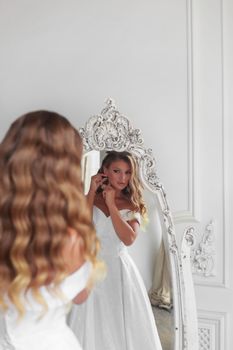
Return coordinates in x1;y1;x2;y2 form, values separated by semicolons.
86;173;107;211
89;173;107;194
102;184;116;208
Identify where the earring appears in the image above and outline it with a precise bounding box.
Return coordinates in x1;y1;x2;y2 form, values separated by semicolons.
126;185;130;193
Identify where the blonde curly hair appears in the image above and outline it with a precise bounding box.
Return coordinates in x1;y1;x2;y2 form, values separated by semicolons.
0;111;101;317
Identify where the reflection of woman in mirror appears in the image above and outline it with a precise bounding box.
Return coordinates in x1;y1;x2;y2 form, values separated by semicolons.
68;151;162;350
0;112;104;350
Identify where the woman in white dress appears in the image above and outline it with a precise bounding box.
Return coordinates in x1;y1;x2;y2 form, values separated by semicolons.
0;111;104;350
68;151;162;350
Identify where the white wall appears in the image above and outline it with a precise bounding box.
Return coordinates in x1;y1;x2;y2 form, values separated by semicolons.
0;0;189;215
0;0;232;348
190;0;233;349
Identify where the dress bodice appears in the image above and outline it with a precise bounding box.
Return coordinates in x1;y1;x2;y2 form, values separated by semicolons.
93;206;140;257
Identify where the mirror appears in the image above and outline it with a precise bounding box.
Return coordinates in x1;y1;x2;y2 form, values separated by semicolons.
81;151;174;350
68;98;198;350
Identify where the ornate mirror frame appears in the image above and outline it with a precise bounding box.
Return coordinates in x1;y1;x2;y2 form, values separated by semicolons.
79;98;198;350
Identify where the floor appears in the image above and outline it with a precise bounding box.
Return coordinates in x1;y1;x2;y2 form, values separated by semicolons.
152;306;174;350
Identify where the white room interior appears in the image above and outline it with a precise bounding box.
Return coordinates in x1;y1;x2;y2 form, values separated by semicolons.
0;0;232;348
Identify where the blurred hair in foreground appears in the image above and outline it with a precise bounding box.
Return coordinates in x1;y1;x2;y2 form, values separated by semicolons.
0;110;105;317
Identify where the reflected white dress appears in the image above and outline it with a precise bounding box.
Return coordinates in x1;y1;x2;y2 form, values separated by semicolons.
68;207;162;350
0;261;91;350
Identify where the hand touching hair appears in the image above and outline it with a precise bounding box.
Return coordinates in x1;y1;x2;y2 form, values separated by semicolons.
0;111;102;317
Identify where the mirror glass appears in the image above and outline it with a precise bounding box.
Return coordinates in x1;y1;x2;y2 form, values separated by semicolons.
80;149;175;350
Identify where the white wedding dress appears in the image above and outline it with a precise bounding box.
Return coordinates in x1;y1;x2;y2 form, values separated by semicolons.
0;261;91;350
68;206;162;350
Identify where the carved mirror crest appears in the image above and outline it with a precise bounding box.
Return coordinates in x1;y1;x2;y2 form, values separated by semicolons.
79;98;198;350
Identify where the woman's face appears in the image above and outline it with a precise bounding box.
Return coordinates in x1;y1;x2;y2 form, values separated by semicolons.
104;160;132;191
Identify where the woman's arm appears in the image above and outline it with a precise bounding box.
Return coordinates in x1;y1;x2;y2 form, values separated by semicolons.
108;204;139;246
103;185;139;245
62;228;91;304
86;187;96;212
86;173;106;213
72;288;90;304
62;228;85;274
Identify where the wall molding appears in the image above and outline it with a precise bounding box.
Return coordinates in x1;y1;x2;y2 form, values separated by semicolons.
173;0;199;224
177;0;229;290
185;0;198;222
184;220;228;288
198;310;226;350
191;221;215;277
174;210;199;224
220;0;229;290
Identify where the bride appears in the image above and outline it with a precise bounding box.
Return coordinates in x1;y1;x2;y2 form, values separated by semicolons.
68;150;162;350
0;111;103;350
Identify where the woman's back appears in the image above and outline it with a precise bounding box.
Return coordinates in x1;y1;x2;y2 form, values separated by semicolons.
0;112;103;350
0;262;91;350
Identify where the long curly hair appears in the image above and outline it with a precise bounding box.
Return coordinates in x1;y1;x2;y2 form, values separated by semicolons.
99;151;147;217
0;111;101;317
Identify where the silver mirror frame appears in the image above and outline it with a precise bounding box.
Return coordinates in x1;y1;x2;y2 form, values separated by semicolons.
79;98;198;350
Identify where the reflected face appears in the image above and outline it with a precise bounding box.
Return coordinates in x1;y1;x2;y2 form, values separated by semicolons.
104;160;131;191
